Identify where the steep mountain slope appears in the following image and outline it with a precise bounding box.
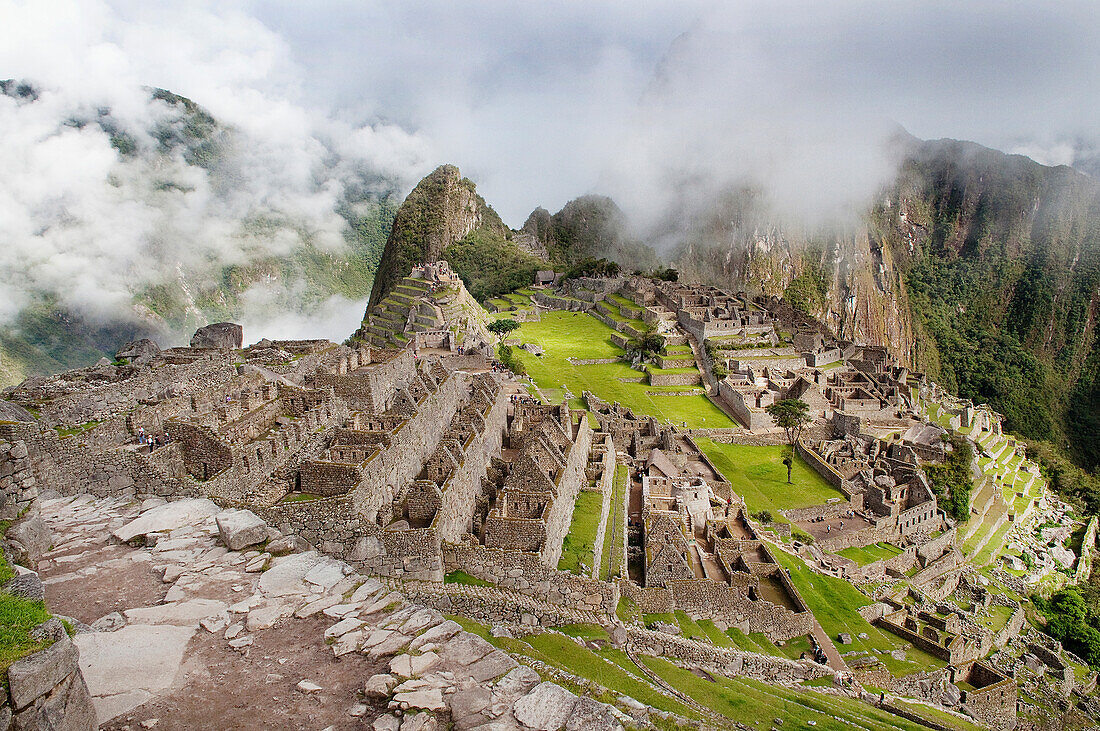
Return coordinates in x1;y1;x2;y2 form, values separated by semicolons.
367;168;660;310
672;137;1100;468
0;82;401;385
367;164;509;308
518;195;660;270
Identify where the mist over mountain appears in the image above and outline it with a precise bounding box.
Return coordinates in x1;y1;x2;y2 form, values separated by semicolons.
0;79;428;384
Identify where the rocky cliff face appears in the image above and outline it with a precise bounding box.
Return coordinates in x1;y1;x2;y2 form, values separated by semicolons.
367;165;508;307
673;137;1100;467
520;195;659;270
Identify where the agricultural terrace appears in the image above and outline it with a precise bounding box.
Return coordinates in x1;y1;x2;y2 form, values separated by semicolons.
695;439;847;514
770;549;947;677
508;311;734;428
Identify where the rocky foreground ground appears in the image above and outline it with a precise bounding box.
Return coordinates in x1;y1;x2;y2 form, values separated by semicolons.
36;494;635;731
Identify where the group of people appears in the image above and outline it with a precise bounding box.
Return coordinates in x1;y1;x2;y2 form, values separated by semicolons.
509;394;540;406
136;426;170;454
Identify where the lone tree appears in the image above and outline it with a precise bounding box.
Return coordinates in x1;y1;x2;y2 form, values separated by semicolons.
622;324;663;367
487;318;520;339
766;398;812;483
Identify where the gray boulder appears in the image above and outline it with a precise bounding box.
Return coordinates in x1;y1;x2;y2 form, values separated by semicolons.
7;508;53;568
115;338;161;366
7;633;80;710
513;682;579;730
0;400;36;422
5;571;45;602
190;322;243;350
215;509;269;551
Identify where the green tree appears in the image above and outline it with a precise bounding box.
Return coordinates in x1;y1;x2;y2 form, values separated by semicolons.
765;398;812;483
622;324;663;367
487;319;520;339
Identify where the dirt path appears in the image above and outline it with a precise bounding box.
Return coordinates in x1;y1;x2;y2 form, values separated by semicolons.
37;495;385;730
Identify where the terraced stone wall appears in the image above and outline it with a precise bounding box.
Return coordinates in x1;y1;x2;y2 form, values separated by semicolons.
442;541;619;615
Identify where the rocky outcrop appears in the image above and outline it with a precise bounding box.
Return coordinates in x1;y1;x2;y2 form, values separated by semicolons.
114;339;161;366
189;323;243;350
5;507;52;568
5;631;96;731
368;165;508;307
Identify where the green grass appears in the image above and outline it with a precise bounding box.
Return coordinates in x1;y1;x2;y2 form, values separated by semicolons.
54;419;102;439
695;439;846;513
674;610;709;641
558;491;604;575
769;548;946;676
640;657;931;730
837;542;903;566
555;623;610;641
444;570;493;587
601;465;628;581
889;699;985;731
696;619;734;648
0;550;51;685
278;492;324;503
512;312;733;428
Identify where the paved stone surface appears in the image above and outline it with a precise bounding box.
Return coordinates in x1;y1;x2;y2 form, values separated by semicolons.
75;625;196;723
112;499;220;543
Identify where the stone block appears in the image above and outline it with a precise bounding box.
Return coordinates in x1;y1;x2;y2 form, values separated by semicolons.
215;509;269;551
7;634;79;710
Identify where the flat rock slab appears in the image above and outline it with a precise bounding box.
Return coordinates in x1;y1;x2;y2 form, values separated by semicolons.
124;598;228;627
257;551;323;597
112;499;220;543
513;682;579;731
75;624;196;723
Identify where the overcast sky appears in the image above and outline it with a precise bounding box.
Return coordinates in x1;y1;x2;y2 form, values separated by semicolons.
6;0;1098;225
1;0;1098;341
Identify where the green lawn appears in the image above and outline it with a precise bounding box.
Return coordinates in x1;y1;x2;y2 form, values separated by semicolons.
512;311;733;428
641;657;931;731
558;491;604;575
769;548;946;676
837;542;903;566
601;465;628;581
0;552;51;681
695;439;846;513
444;570;493;587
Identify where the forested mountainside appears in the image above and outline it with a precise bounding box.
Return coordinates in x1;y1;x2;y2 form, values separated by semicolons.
0;82;400;386
672;137;1100;469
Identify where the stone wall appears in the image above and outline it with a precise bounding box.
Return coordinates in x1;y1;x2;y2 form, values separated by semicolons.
795;439;856;496
625;626;829;684
539;418;594;567
647;371;702;387
1;424;204;508
668;577;814;641
350;371;465;522
442;542;619;615
588;436;616;580
430;389;508;542
4;629;96;730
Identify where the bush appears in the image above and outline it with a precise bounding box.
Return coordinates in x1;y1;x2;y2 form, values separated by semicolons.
924;434;974;522
445;230;542;302
752;510;774;523
565;258;620;279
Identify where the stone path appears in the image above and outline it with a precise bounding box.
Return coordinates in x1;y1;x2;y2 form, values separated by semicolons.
36;493;630;730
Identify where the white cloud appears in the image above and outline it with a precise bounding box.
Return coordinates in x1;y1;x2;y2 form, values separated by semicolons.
1;0;1097;345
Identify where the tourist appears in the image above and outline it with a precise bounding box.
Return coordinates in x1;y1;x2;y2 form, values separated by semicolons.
137;426;145;442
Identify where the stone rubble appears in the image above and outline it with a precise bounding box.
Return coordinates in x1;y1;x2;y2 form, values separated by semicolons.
34;493;635;730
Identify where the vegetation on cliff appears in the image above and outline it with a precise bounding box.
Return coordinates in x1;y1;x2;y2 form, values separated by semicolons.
444;229;542;302
368;164;508;308
923;435;974;522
